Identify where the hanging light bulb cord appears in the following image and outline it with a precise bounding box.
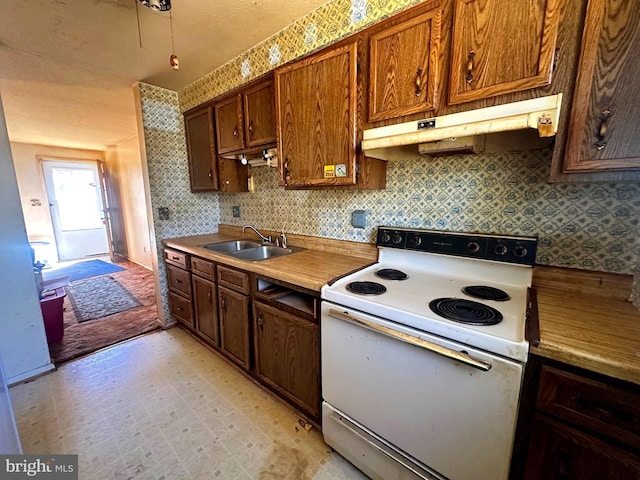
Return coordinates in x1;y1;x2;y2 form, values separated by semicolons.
170;9;176;56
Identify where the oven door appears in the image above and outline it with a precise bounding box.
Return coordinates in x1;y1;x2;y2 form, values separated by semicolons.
321;301;524;480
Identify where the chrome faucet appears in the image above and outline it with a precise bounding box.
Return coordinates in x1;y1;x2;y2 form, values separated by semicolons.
242;225;272;244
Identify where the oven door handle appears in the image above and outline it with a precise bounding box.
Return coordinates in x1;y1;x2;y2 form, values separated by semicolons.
328;309;492;372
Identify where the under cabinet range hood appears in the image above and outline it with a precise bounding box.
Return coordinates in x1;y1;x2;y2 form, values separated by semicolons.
362;94;563;160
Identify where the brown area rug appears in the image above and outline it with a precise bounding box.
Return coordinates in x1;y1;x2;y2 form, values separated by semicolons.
48;260;161;365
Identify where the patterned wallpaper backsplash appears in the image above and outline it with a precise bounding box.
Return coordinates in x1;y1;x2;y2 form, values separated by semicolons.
138;83;221;323
219;150;640;275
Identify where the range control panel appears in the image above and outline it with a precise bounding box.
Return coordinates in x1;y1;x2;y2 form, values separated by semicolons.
376;227;537;266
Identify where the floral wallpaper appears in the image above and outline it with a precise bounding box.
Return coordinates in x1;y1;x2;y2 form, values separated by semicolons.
218;150;640;275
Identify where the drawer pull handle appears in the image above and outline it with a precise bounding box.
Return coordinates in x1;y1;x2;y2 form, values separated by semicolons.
414;68;423;97
171;256;180;261
465;50;475;84
594;108;611;150
329;309;491;371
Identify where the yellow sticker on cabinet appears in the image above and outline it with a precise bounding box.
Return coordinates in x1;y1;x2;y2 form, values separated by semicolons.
324;165;335;178
335;164;347;177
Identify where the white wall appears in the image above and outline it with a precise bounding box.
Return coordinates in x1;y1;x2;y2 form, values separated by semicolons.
0;97;54;384
105;137;153;269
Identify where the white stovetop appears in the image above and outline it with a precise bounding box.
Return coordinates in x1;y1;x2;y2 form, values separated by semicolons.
322;248;533;362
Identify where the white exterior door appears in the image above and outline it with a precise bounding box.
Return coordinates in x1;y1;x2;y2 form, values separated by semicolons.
42;160;110;261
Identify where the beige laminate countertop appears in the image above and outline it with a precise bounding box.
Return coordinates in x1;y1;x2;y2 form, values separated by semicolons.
531;267;640;385
162;232;375;292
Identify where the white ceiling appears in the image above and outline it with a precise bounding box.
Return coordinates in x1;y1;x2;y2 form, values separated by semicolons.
0;0;327;150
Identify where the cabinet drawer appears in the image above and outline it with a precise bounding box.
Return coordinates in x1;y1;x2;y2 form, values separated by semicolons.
166;264;192;298
168;292;193;328
217;265;250;294
191;256;215;281
537;366;640;450
164;249;190;269
524;414;640;480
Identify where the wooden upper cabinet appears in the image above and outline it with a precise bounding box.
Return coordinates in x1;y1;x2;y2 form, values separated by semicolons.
215;94;244;154
275;42;359;187
562;0;640;173
448;0;561;105
243;80;276;148
184;105;218;191
369;6;442;122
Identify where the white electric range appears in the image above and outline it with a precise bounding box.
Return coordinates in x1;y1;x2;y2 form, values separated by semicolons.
321;226;537;480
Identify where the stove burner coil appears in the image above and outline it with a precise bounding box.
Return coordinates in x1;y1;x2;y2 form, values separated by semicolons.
375;269;408;281
346;281;387;296
429;298;503;325
462;285;510;301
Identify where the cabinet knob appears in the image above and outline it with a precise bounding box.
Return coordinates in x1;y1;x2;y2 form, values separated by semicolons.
594;108;611;151
257;313;264;329
208;169;213;180
175;279;182;284
176;307;183;312
465;50;476;84
248;122;254;139
414;68;423;97
233;127;239;138
207;288;212;303
221;296;227;309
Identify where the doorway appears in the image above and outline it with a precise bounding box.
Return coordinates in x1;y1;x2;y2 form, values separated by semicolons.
42;160;110;262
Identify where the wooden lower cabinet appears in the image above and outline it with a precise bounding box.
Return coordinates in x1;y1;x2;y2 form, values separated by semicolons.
524;415;640;480
515;357;640;480
253;301;320;419
218;285;251;369
168;291;193;328
192;274;219;346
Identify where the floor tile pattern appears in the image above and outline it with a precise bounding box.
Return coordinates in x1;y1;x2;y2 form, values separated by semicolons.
10;329;368;480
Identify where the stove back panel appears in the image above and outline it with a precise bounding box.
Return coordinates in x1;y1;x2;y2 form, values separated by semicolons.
376;227;537;266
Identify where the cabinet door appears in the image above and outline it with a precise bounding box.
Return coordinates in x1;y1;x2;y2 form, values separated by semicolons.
215;94;244;154
243;80;276;148
369;7;442;122
184;106;218;191
253;301;320;418
562;0;640;172
218;285;250;369
192;275;218;347
524;414;640;480
449;0;560;105
275;42;358;187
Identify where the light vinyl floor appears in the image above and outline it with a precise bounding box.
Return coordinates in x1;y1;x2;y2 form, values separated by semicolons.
10;328;368;480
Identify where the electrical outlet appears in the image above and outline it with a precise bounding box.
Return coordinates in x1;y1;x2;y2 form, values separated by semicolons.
232;205;241;218
351;210;366;229
158;207;169;220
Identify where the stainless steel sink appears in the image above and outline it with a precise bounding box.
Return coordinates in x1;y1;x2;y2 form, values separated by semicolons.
201;240;304;261
229;245;298;261
201;240;261;253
